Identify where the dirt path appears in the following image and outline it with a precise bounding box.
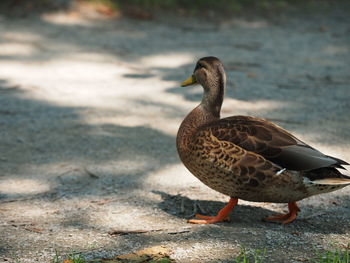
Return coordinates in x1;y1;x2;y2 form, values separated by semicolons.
0;6;350;262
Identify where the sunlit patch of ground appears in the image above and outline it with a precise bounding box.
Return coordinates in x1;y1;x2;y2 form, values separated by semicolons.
0;7;349;262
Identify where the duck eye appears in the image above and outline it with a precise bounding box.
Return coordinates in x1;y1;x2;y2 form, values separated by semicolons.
195;63;205;71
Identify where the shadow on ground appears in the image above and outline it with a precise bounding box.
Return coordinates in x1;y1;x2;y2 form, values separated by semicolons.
153;191;350;235
0;7;350;262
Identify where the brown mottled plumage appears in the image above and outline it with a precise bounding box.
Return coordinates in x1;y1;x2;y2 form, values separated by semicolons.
176;56;350;224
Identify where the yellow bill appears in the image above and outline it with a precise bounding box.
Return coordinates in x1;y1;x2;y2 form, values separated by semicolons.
181;75;197;87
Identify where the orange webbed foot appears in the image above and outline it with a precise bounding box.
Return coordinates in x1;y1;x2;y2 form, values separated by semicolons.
264;202;300;224
187;198;238;224
187;213;230;224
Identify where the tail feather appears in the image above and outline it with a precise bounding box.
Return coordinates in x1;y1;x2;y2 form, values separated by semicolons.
312;178;350;185
303;167;349;181
326;155;349;166
334;164;347;170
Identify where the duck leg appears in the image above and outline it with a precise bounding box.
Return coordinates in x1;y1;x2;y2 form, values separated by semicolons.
264;202;300;224
188;198;238;224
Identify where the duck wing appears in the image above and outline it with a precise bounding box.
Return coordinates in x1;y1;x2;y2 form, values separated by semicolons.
198;116;348;171
190;128;282;190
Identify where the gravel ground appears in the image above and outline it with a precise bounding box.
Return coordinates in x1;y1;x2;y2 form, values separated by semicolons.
0;5;350;263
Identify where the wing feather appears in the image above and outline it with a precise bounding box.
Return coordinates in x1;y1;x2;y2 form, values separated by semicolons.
190;129;281;190
198;116;348;171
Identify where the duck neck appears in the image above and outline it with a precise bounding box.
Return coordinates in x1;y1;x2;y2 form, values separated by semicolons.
176;79;225;152
200;77;225;119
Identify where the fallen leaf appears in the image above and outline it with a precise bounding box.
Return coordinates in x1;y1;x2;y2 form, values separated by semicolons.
24;226;44;233
84;168;99;179
339;244;350;250
108;229;149;236
117;253;149;261
91;199;115;205
96;6;116;17
293;257;308;262
113;245;173;262
167;230;190;235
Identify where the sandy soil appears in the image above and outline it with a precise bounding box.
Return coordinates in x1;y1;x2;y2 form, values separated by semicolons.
0;5;350;263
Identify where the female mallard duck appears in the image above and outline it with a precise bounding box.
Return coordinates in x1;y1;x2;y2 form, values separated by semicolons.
177;56;350;224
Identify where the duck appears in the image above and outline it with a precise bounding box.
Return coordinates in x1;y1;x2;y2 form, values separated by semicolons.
176;56;350;224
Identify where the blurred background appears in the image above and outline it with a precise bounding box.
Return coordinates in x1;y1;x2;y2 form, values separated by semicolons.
0;1;349;262
0;0;345;18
